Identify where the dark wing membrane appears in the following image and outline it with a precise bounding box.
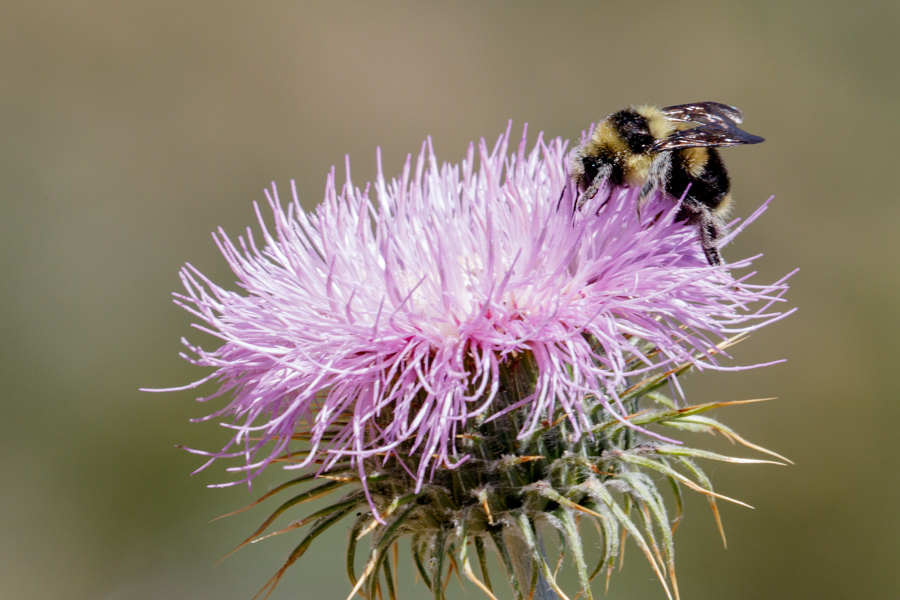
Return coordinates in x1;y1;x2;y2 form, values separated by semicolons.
651;124;765;152
661;102;745;127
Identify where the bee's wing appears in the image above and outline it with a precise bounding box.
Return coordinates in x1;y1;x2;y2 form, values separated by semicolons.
661;102;745;126
650;124;765;152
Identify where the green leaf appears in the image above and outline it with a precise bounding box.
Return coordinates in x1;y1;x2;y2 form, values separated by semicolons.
557;508;594;600
584;480;673;600
489;527;525;600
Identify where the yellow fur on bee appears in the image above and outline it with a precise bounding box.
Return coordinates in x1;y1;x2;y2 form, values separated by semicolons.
586;121;627;155
634;105;677;141
624;153;652;186
714;193;733;217
679;147;709;178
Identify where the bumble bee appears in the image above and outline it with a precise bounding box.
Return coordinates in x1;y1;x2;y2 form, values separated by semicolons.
570;102;764;265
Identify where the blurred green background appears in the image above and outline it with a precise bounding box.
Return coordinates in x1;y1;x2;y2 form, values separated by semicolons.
2;1;897;599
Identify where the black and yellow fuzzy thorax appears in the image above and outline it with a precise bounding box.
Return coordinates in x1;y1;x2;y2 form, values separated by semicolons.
573;105;679;188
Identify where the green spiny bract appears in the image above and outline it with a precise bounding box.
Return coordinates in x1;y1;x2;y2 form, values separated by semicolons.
227;345;785;600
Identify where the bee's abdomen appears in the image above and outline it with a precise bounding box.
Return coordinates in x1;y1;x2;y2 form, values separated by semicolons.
668;147;731;212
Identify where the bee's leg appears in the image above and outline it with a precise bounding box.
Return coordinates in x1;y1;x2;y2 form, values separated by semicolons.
700;222;723;266
698;207;724;265
575;177;601;212
575;164;614;213
683;198;724;266
637;179;658;220
639;153;671;220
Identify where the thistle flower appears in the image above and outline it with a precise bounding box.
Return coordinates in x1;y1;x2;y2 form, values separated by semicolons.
157;124;793;600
